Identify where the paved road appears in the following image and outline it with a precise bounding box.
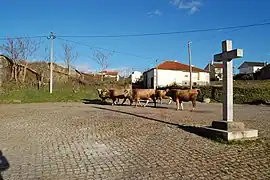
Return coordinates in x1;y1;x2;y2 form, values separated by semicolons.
0;101;269;180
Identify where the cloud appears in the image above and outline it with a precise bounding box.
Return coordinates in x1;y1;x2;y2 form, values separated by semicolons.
148;9;162;17
169;0;202;15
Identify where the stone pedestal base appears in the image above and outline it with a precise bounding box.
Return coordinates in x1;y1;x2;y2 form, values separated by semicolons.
201;121;258;141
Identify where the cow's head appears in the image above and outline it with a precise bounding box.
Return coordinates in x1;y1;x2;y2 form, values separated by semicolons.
97;88;109;98
97;88;103;95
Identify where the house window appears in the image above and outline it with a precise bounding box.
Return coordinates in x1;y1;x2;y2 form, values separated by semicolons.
185;75;188;77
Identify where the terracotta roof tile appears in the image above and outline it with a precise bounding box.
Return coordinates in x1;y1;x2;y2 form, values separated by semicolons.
156;60;208;73
213;63;223;68
101;70;119;76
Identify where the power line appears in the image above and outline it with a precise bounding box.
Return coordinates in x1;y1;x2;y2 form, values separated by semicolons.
194;18;270;43
0;35;47;41
58;21;270;38
57;37;156;60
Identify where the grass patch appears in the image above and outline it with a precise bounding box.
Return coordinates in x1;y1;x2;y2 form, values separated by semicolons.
211;80;270;88
0;85;99;104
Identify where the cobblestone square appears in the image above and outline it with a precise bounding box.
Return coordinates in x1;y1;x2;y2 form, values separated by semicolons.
0;102;269;179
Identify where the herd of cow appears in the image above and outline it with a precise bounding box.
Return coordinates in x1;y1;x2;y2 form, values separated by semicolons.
96;86;201;111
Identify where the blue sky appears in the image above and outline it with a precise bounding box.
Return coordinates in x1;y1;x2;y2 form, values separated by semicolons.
1;0;270;75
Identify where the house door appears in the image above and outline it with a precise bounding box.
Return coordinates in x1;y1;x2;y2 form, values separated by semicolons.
151;77;154;88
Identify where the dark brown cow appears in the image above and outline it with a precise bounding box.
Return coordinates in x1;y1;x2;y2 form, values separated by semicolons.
166;88;200;111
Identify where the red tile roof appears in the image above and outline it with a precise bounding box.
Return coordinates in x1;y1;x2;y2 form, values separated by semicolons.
213;63;223;68
156;60;208;73
101;70;119;76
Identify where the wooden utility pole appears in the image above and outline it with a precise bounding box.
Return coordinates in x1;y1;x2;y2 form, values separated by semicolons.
188;41;192;89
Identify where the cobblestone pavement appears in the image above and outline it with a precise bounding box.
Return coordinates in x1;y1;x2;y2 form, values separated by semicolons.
0;101;269;180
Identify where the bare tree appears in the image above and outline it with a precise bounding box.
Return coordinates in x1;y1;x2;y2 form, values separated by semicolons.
92;49;113;81
62;43;78;76
0;37;41;83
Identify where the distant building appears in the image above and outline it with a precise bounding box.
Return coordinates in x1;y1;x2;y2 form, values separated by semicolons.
143;60;210;89
204;62;223;81
100;70;120;81
238;61;266;74
131;71;142;83
255;63;270;80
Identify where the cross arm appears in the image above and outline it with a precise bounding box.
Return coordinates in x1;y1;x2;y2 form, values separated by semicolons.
214;49;244;62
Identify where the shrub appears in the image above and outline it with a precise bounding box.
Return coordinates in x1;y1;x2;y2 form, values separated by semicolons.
197;85;270;104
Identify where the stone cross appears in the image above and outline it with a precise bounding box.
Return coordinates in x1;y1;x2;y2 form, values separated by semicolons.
214;40;243;122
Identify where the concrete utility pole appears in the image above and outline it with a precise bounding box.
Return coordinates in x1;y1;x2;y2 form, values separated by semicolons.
188;41;192;89
48;32;56;94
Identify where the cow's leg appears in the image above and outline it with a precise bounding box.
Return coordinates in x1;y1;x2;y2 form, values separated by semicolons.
135;99;139;108
160;98;162;104
168;97;172;105
180;101;184;111
153;97;157;108
176;99;180;110
112;97;117;106
191;100;196;111
143;99;151;107
121;97;127;105
129;98;133;106
138;100;143;106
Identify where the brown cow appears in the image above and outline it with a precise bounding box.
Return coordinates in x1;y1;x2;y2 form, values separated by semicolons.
131;89;157;108
155;89;172;105
98;87;133;106
165;88;200;111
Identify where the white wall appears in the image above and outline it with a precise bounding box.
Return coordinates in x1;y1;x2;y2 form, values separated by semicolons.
239;67;251;74
105;74;119;81
131;71;142;83
156;69;209;87
198;72;210;85
240;66;263;74
253;66;263;73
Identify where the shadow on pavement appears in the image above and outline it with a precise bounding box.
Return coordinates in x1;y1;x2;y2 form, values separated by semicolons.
91;106;215;141
82;99;111;105
82;99;132;106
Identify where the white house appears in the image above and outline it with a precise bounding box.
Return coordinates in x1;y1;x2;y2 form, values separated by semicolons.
204;62;223;81
131;71;142;83
238;61;266;74
143;60;210;89
100;70;120;81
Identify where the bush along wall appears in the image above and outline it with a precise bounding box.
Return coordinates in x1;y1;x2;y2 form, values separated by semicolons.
197;86;270;104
